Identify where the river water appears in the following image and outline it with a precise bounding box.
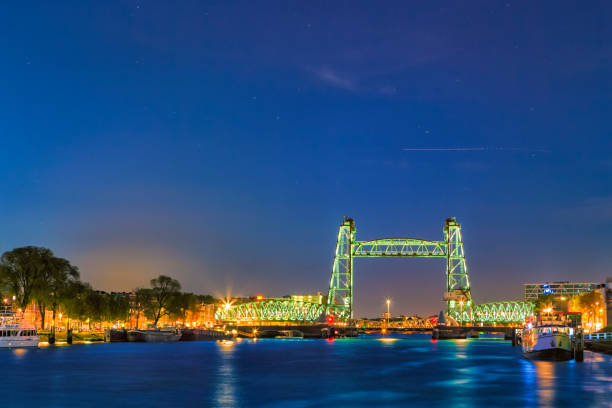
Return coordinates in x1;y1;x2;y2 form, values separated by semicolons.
2;333;612;407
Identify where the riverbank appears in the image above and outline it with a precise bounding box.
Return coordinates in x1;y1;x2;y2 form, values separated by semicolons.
37;331;105;343
586;341;612;355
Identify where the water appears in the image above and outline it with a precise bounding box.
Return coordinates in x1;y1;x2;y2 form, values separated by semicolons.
2;334;612;407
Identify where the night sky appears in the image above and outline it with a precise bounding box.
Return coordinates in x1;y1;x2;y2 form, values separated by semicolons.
1;1;611;317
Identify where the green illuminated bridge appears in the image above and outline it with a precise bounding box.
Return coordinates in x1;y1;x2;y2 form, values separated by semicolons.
216;218;534;325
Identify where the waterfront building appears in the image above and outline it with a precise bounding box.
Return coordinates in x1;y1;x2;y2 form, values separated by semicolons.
606;277;612;327
196;303;217;327
524;281;604;301
288;292;327;304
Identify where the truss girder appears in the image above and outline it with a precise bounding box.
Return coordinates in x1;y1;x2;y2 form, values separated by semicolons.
472;301;534;323
215;299;532;324
352;239;447;257
215;299;350;322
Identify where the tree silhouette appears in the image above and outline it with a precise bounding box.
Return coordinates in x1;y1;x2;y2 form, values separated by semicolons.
0;246;51;309
147;275;181;326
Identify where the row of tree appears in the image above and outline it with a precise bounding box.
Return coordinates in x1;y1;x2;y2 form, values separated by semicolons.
534;290;603;314
131;276;217;327
0;247;79;330
0;246;218;330
534;290;607;330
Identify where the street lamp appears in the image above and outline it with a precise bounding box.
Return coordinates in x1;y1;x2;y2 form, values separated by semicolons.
385;298;391;330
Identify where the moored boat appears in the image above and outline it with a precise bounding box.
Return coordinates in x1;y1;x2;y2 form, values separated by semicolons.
522;312;583;361
180;328;232;341
0;306;39;348
127;328;181;343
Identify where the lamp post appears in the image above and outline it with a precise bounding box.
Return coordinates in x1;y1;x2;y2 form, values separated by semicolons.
386;298;391;329
459;300;464;327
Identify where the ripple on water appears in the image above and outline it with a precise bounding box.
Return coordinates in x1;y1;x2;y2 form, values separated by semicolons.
1;335;612;407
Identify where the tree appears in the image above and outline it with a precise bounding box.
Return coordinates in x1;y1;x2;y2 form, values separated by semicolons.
534;294;556;313
60;281;90;330
0;246;51;309
578;290;602;311
147;275;181;326
84;289;108;329
34;254;79;332
107;294;130;323
132;288;152;329
578;290;603;329
197;294;219;305
169;292;199;325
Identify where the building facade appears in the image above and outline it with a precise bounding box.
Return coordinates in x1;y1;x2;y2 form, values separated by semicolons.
606;277;612;327
288;293;327;304
524;281;604;301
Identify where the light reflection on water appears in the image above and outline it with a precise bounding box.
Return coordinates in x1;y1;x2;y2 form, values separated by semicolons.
0;334;611;407
215;340;237;408
11;348;28;357
534;362;555;408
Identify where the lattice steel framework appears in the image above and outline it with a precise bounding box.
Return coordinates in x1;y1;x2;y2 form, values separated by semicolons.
215;299;350;322
215;217;534;324
327;218;355;313
214;298;532;324
327;217;472;322
472;301;534;323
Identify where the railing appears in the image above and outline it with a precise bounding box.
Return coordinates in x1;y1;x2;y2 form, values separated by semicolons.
585;332;612;341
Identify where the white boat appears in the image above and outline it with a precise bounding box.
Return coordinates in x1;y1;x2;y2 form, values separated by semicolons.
0;307;39;348
522;312;582;361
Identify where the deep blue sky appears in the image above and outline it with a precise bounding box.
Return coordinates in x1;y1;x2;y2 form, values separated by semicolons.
1;1;611;317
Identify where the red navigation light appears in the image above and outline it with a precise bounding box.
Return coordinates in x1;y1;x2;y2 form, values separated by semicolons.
256;295;263;301
326;315;334;324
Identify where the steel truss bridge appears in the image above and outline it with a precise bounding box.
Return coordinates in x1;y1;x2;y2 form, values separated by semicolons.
216;218;533;324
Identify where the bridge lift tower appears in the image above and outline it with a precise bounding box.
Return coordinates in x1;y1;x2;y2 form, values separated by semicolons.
327;217;472;323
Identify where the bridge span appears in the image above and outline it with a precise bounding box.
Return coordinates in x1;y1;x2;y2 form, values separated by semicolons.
216;217;533;325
